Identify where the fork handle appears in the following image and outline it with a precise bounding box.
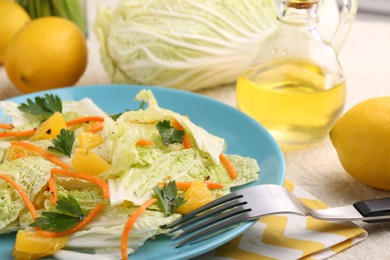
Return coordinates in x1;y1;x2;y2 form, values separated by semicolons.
353;197;390;223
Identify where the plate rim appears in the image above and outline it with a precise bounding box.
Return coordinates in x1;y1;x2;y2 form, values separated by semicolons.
0;84;285;259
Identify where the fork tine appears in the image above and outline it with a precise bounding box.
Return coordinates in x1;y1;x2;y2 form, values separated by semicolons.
175;212;253;248
171;205;250;239
165;191;242;229
169;198;246;233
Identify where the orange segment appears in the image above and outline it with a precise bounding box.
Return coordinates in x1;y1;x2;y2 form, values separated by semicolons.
176;180;214;215
31;112;67;141
12;230;68;260
77;132;104;149
71;148;111;176
32;186;48;210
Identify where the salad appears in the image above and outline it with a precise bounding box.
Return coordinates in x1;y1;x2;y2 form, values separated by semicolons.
0;89;260;259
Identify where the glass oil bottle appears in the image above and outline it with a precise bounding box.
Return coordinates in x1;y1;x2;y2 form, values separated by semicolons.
236;0;357;145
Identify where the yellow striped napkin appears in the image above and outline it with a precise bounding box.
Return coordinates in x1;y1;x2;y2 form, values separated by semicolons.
201;180;367;260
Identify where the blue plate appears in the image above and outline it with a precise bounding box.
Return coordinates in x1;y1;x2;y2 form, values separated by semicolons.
0;85;285;260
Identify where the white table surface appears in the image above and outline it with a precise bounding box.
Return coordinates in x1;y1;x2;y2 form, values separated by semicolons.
1;5;390;260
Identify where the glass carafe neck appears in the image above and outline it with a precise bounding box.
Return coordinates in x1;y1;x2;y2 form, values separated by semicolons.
277;0;321;26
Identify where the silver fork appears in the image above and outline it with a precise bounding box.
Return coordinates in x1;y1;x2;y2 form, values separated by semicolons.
166;184;390;247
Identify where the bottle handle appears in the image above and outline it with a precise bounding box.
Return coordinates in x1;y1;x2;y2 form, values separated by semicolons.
328;0;358;53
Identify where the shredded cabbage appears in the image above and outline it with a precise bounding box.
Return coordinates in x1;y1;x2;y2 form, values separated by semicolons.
0;157;53;230
94;0;277;91
0;89;261;259
58;206;180;258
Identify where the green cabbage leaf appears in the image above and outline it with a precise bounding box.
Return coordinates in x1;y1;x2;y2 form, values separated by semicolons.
94;0;277;91
54;205;180;259
0;157;53;232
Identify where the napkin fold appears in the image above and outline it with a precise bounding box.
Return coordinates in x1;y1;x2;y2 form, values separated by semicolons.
202;180;367;260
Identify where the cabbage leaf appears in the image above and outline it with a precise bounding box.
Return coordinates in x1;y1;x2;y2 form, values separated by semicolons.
94;0;277;90
54;206;180;259
0;157;53;231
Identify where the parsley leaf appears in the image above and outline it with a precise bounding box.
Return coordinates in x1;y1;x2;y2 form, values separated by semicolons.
30;195;85;232
48;129;75;157
110;110;130;121
156;120;185;146
137;100;147;110
18;94;62;118
153;181;184;217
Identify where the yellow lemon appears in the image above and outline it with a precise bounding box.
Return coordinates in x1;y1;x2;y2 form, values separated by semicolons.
176;180;214;214
4;16;87;93
12;230;68;260
0;1;30;64
330;97;390;190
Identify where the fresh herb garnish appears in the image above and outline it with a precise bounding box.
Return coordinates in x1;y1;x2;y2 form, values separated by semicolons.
156;120;184;146
153;180;184;217
30;195;85;232
138;100;147;110
110;101;147;121
110;110;129;121
18;94;62;118
48;129;75;157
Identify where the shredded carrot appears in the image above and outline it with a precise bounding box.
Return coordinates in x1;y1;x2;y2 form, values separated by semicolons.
159;181;224;190
0;123;14;130
36;201;105;237
48;176;58;205
66;116;105;127
0;128;36;138
88;122;104;133
121;198;157;260
136;139;155;147
10;141;72;170
171;120;182;130
203;181;224;189
182;136;192;149
219;153;237;179
50;168;110;199
0;174;37;220
14;151;26;160
172;120;192;149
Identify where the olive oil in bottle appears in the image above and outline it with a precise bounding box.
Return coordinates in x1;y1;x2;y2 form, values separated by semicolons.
235;0;356;145
236;58;346;144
